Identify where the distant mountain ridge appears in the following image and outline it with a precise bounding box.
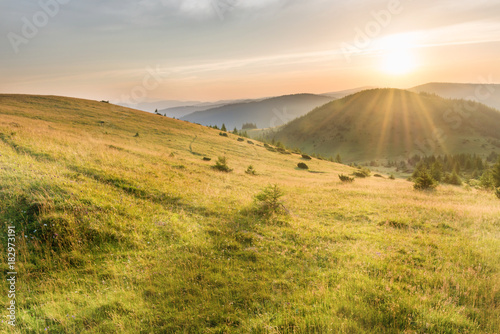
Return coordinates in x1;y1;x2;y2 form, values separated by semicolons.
158;98;264;119
410;82;500;111
321;86;376;99
180;93;335;129
271;89;500;162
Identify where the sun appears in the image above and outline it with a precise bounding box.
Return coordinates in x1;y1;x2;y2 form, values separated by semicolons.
382;49;416;75
377;34;418;75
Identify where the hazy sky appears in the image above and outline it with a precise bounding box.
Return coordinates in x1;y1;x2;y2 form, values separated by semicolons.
1;0;499;106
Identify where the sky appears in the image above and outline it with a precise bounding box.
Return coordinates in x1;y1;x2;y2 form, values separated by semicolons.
1;0;500;107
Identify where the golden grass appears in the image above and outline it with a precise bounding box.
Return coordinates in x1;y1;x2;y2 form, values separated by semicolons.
0;94;499;333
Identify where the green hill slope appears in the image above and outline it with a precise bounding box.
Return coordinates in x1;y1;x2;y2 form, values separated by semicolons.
271;89;500;162
0;94;499;333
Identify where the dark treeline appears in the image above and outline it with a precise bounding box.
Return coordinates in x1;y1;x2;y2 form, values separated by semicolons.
399;152;500;188
388;152;498;173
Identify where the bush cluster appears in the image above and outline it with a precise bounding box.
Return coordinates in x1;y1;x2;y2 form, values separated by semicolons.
353;168;371;178
339;174;354;182
297;162;309;170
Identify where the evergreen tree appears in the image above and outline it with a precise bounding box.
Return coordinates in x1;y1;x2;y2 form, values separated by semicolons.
480;170;495;189
221;124;227;132
465;157;473;171
232;127;238;135
335;154;342;164
412;161;427;179
414;169;437;190
493;157;500;187
431;161;443;182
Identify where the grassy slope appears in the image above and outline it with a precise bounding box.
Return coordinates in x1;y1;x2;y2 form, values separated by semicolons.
271;89;500;163
0;94;499;333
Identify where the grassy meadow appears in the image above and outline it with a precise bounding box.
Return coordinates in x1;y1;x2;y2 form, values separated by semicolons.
0;95;499;333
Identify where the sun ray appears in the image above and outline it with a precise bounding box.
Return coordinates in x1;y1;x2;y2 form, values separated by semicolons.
375;89;395;159
400;91;413;155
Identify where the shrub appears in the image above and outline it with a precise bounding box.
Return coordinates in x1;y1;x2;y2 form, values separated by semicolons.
413;170;437;190
374;174;383;178
203;157;211;161
245;165;257;175
389;174;396;180
254;184;287;216
134;132;139;137
495;187;500;199
297;162;309;170
353;168;371;178
301;154;312;160
237;138;245;142
266;147;277;152
219;132;228;137
247;140;254;145
213;156;232;172
339;174;354;182
277;147;290;154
